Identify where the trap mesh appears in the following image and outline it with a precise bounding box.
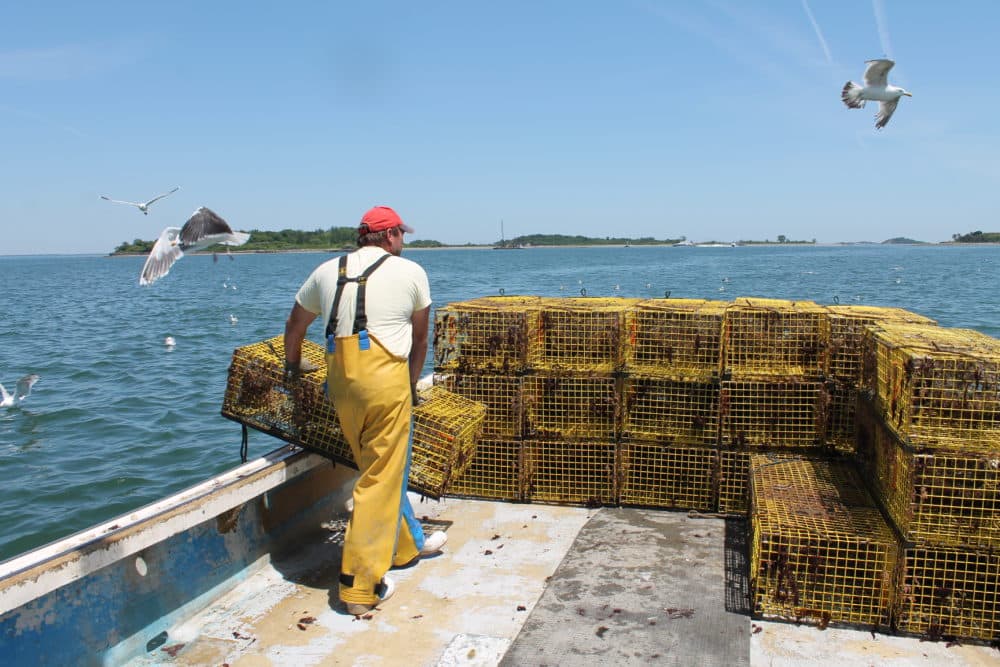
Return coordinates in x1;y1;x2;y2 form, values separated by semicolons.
719;379;825;448
749;456;899;629
856;399;1000;549
436;372;524;438
827;305;936;385
433;296;541;373
624;298;726;377
521;439;616;505
618;441;716;510
445;438;522;502
718;450;806;516
723;298;829;378
221;336;485;498
861;322;1000;452
529;297;634;373
622;375;720;446
895;545;1000;641
410;385;486;497
221;336;352;464
825;383;858;454
524;372;620;441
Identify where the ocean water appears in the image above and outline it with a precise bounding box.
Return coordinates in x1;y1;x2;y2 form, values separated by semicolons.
0;244;997;562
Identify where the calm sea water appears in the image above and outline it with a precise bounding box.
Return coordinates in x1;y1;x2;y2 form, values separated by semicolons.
0;244;997;562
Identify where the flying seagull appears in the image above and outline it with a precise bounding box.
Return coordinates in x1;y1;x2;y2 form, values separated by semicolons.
0;374;39;407
842;59;912;130
140;207;251;286
101;186;180;215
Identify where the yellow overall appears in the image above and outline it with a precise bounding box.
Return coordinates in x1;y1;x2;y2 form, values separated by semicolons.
324;254;427;606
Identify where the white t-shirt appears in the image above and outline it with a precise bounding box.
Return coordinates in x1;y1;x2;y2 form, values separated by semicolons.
295;246;432;359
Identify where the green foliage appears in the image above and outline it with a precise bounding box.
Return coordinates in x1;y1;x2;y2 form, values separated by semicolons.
952;231;1000;243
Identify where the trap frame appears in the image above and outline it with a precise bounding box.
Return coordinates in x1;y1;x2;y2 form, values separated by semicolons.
624;298;726;378
723;298;829;379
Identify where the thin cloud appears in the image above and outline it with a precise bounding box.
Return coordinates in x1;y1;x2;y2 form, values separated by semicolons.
872;0;893;60
800;0;832;65
0;42;142;81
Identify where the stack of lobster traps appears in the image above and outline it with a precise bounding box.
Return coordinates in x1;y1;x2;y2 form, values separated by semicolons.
855;322;1000;641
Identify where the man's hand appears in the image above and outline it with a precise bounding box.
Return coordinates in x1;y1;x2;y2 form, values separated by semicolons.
411;383;425;407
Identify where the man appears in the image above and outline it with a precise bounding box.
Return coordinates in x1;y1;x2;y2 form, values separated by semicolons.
284;205;447;616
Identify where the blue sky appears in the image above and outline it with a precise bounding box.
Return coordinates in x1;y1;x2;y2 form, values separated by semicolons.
2;1;998;254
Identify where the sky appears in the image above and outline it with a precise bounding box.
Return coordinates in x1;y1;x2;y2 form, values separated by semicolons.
2;1;998;254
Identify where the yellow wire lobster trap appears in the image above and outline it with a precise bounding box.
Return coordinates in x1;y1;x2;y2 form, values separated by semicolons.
445;438;523;502
523;372;620;441
409;385;486;497
856;398;1000;549
221;336;485;498
529;297;635;373
521;439;617;506
433;296;541;373
719;378;827;448
861;322;1000;452
723;298;829;378
221;336;352;463
895;545;1000;641
621;374;720;446
825;383;858;454
435;371;525;439
827;305;936;385
718;449;818;516
624;298;726;377
749;456;900;630
618;441;716;510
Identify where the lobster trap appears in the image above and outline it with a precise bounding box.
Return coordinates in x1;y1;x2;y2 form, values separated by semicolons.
718;450;812;516
409;385;486;497
749;456;899;630
825;382;858;454
521;439;617;506
222;336;486;498
624;298;726;377
529;297;633;373
445;438;522;502
856;398;1000;549
895;545;1000;641
826;305;936;385
621;375;720;446
433;296;541;373
618;440;716;510
523;372;620;441
221;336;352;464
719;378;826;448
861;322;1000;452
723;298;829;378
436;372;524;438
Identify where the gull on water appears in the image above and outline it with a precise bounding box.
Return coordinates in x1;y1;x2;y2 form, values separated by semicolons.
0;374;39;407
100;186;180;215
841;59;912;130
229;314;238;325
140;207;251;286
164;336;176;347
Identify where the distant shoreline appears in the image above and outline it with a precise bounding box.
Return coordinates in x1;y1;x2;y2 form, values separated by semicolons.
105;241;999;257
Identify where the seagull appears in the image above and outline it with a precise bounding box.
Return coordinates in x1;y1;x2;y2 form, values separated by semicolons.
842;59;912;130
229;314;238;325
140;207;251;286
0;374;39;407
164;336;176;347
101;186;180;215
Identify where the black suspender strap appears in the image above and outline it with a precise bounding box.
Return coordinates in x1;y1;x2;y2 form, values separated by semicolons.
325;253;393;338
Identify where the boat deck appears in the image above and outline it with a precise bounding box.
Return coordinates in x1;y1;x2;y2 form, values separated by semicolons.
127;494;999;666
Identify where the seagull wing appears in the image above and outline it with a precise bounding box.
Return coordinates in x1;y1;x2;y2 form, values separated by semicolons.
143;186;180;207
863;59;894;88
874;98;900;129
15;374;39;400
140;227;184;285
101;196;143;207
179;207;250;251
0;383;10;406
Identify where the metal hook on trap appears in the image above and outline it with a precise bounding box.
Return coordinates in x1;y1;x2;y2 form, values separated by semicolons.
664;290;671;299
580;288;587;297
833;295;840;304
499;288;505;296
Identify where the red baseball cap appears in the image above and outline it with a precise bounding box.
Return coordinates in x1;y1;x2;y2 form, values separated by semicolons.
358;206;414;234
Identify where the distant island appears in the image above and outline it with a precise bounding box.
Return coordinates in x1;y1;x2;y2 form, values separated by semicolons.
109;229;999;255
